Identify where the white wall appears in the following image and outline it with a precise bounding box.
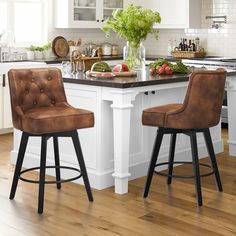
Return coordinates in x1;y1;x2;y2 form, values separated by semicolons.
48;0;236;57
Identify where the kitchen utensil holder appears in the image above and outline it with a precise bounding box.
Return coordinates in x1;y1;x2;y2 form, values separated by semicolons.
71;57;101;72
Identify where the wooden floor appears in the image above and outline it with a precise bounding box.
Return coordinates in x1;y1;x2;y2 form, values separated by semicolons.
0;129;235;236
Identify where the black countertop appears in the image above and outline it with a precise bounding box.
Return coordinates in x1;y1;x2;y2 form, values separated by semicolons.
63;69;236;89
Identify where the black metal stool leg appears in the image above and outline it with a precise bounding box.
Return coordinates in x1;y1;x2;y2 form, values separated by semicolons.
71;131;93;202
38;135;47;214
167;133;177;185
9;132;29;200
203;128;223;192
143;128;164;198
53;137;61;190
190;132;202;206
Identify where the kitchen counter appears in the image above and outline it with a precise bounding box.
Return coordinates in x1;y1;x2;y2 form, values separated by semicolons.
63;69;236;88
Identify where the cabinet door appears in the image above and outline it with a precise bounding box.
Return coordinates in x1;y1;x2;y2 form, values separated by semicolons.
158;0;188;28
0;75;3;129
70;0;101;27
103;0;123;20
126;0;201;29
3;74;12;129
55;0;125;28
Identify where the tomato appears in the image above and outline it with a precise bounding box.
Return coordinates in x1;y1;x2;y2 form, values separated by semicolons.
149;68;156;75
157;67;165;75
156;65;162;70
165;66;173;75
161;64;169;69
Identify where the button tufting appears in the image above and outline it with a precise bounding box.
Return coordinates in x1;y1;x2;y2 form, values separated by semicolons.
48;77;52;81
25;89;29;93
40;89;44;93
33;101;37;105
31;79;34;82
51;100;55;105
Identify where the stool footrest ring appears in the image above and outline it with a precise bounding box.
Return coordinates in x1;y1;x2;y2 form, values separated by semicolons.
154;161;215;179
19;166;82;184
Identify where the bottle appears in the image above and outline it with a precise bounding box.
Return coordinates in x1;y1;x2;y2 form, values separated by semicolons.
179;39;183;51
167;40;173;56
195;37;200;51
192;40;196;51
183;39;188;51
188;40;192;51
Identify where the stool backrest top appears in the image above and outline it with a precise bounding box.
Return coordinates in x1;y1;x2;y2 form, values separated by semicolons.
181;68;226;128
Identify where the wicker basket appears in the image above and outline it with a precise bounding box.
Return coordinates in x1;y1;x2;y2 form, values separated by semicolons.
171;50;206;58
71;57;101;71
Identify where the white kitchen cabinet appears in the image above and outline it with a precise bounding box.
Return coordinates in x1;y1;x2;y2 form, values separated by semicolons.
126;0;201;29
55;0;124;28
0;74;12;132
0;75;4;130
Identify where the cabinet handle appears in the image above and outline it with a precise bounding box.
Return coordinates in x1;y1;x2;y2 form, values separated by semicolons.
144;91;148;95
2;74;6;87
151;91;156;94
96;20;99;22
101;19;104;22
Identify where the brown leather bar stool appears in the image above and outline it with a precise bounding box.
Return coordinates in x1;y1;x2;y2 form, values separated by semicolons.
8;68;94;214
142;69;226;206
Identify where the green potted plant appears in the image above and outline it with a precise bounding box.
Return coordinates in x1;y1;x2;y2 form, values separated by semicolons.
26;45;37;60
43;43;52;59
102;4;161;70
34;46;44;60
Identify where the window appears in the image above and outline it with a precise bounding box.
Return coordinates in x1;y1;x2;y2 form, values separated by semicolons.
0;0;7;35
0;0;46;45
14;0;43;43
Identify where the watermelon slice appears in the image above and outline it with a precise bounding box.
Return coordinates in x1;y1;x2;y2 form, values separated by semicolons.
113;63;130;72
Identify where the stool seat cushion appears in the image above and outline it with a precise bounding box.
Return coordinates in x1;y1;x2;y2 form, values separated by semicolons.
142;104;182;128
22;103;94;134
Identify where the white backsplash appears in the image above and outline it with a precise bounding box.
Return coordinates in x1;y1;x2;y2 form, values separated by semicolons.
48;0;236;58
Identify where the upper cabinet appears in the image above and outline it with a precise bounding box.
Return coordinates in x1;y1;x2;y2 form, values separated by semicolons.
55;0;124;28
125;0;202;29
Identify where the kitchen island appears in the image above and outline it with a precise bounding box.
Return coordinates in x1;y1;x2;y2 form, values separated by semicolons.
11;69;236;194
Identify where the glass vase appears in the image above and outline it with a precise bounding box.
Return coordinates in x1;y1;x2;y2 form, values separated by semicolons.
123;41;146;71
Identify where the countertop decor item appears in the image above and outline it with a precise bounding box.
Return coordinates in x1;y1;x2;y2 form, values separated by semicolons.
171;49;206;59
52;36;70;58
102;4;161;70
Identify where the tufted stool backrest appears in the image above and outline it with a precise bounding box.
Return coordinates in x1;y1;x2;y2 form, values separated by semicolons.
8;67;67;130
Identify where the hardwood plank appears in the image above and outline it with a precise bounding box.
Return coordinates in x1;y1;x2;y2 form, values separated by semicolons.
0;129;235;236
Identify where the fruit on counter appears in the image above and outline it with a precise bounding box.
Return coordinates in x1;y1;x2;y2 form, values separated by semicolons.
165;66;173;75
157;66;167;75
113;63;130;72
149;59;190;75
91;61;112;72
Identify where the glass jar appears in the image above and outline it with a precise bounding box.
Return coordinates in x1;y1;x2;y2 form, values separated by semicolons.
123;41;145;71
102;42;112;56
111;44;119;56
